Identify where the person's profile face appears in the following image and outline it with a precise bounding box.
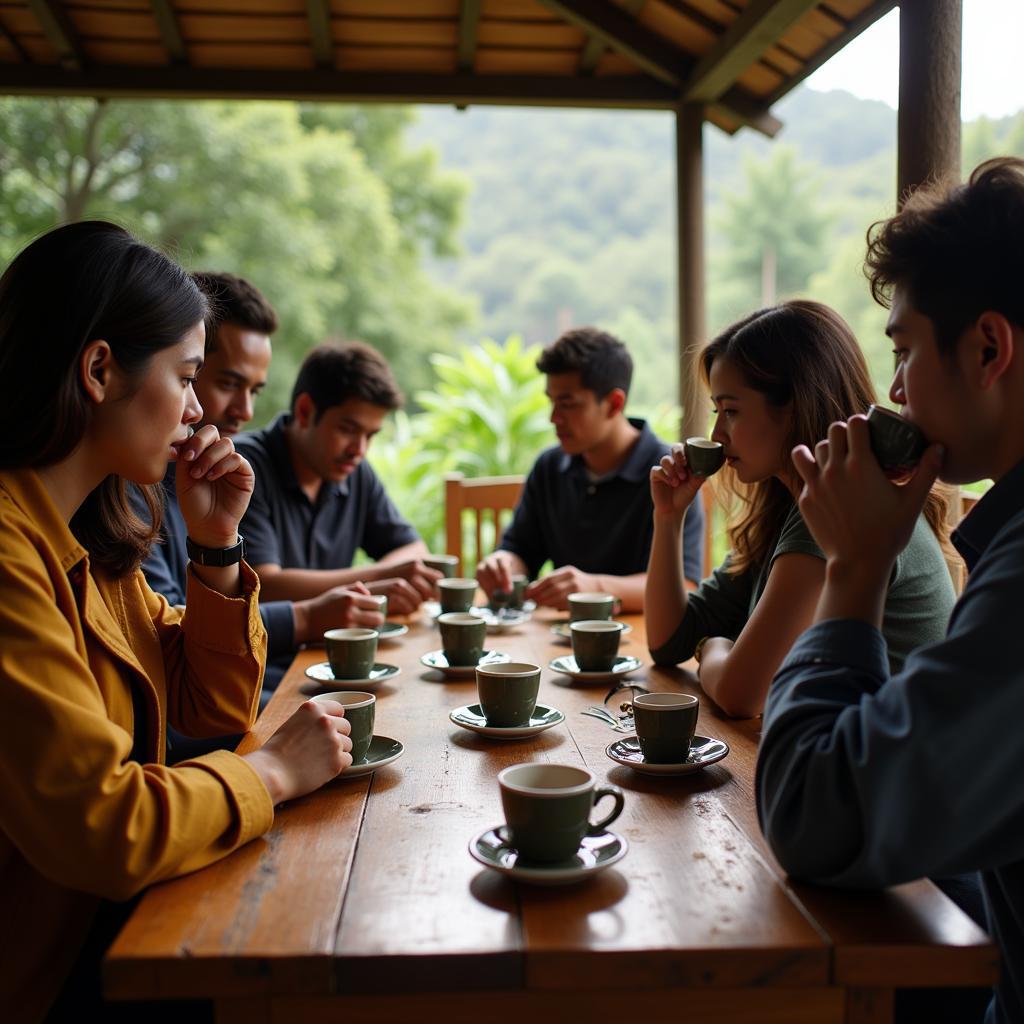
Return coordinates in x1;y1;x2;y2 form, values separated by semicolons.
299;397;388;482
195;323;271;437
544;372;616;455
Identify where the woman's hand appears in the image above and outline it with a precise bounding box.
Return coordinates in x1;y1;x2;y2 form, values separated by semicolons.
173;425;255;548
243;699;353;804
651;444;704;519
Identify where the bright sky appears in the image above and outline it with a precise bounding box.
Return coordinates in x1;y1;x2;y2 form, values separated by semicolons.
806;0;1024;120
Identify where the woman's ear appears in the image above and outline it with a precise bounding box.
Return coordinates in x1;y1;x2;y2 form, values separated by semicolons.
79;339;114;404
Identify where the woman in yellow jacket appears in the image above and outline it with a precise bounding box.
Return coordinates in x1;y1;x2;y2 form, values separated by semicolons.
0;222;355;1023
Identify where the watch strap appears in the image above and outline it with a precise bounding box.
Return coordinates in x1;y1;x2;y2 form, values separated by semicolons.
186;534;245;567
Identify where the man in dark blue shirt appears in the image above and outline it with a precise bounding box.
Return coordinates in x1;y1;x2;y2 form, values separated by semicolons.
235;342;440;613
757;158;1024;1024
477;327;704;612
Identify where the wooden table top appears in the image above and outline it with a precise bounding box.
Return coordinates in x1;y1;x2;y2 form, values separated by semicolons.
105;606;996;1021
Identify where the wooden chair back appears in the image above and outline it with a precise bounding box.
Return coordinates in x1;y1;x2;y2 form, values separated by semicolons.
445;472;525;576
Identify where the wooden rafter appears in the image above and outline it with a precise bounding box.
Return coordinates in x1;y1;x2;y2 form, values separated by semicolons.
0;16;30;63
683;0;820;103
306;0;334;69
25;0;85;70
457;0;482;72
578;0;647;76
148;0;186;66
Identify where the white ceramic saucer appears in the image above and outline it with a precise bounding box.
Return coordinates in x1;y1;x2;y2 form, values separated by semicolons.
420;649;511;679
304;662;401;689
469;826;627;885
468;606;532;634
604;734;729;775
338;735;405;779
377;621;409;641
449;702;564;739
550;620;632;643
547;654;643;683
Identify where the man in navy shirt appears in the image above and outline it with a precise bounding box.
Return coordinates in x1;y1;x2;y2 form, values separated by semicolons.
477;327;704;612
139;273;384;693
757;158;1024;1023
236;342;440;612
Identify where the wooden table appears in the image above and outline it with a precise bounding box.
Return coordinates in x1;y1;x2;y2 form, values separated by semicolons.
105;608;997;1023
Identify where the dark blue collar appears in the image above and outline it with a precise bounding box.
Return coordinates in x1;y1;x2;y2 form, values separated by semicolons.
556;418;662;483
952;457;1024;571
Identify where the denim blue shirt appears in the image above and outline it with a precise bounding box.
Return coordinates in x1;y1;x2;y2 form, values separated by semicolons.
757;458;1024;1024
499;419;705;583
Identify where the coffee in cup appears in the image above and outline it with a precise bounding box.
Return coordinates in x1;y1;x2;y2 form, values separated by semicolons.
567;591;615;623
324;627;378;680
311;690;376;764
439;577;478;613
570;619;623;672
632;692;699;764
476;661;541;728
866;404;928;476
438;611;487;667
498;763;625;863
684;437;725;477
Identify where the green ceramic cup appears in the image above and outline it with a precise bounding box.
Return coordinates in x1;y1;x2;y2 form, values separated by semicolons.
324;627;378;680
439;577;478;613
510;574;528;610
684;436;725;477
866;404;928;475
424;553;460;577
312;690;376;764
438;612;487;667
369;594;388;622
570;620;624;672
499;763;625;863
567;591;615;623
476;661;541;728
632;692;699;764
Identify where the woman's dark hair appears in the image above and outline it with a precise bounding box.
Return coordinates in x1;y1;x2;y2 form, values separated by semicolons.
701;300;953;576
0;221;208;577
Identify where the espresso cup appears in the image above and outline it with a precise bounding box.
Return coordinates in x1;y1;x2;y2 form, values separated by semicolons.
567;591;615;623
438;611;487;667
570;619;623;672
684;437;725;477
476;661;541;728
866;404;928;475
510;574;528;610
498;763;625;863
424;553;460;577
312;690;375;764
439;577;478;613
632;692;699;764
324;627;378;680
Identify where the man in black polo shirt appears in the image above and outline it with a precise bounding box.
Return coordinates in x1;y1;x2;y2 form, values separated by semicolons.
235;342;439;613
477;327;704;612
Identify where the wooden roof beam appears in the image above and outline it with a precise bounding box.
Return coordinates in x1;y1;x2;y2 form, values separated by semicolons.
0;17;31;63
457;0;482;72
683;0;820;103
25;0;85;70
148;0;186;66
579;0;647;75
306;0;334;69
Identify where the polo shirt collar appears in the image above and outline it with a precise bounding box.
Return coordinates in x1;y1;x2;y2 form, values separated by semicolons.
952;456;1024;571
556;417;658;483
265;412;349;500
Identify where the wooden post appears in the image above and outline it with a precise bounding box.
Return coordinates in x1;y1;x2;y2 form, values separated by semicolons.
897;0;962;205
676;102;705;442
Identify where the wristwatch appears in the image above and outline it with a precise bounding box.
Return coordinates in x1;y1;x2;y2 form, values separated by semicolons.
186;534;246;567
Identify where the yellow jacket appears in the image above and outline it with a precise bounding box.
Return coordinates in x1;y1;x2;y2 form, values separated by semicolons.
0;469;275;1023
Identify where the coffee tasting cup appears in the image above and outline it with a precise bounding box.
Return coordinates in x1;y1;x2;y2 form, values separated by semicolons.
683;437;725;477
567;591;615;623
438;612;488;667
866;404;928;475
369;594;388;622
476;661;541;728
424;553;460;577
439;577;478;613
491;573;529;611
570;620;624;672
312;690;376;764
498;763;625;863
632;693;699;764
324;627;378;680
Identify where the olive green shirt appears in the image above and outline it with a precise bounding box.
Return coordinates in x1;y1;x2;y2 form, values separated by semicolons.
650;502;955;672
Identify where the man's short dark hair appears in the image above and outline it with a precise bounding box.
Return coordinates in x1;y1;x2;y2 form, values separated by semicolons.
865;157;1024;354
536;327;633;398
290;341;403;420
191;271;278;354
